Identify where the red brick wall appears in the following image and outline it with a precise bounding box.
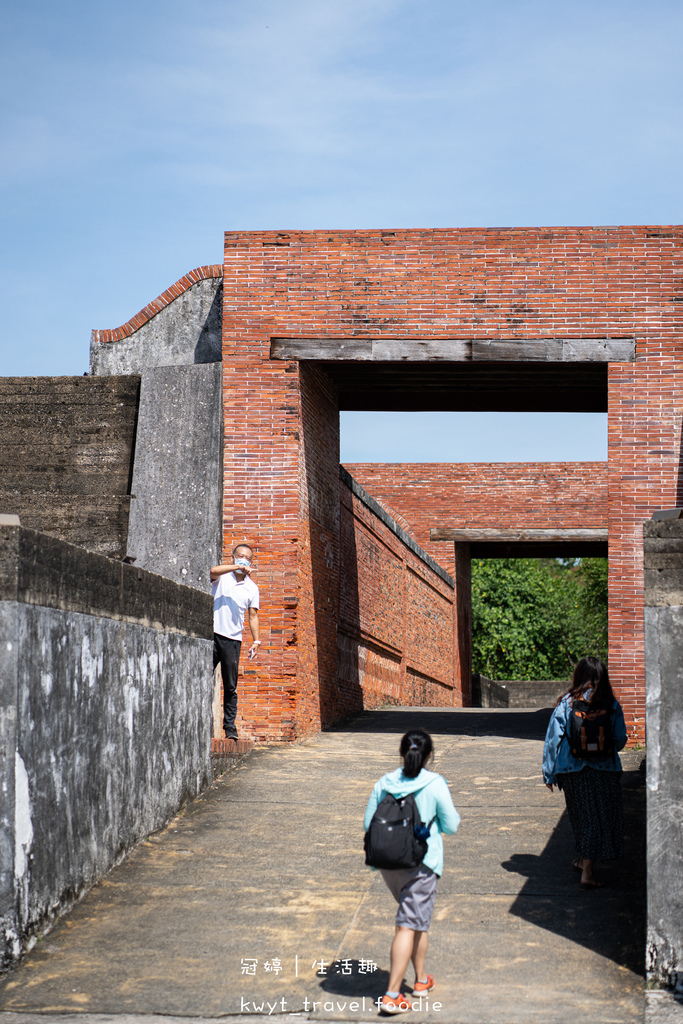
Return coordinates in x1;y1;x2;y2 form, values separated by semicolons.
337;475;456;714
299;364;340;732
226;456;456;739
223;226;683;743
343;463;609;576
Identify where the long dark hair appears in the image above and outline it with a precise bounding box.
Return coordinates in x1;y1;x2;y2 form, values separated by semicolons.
400;729;433;778
556;656;615;707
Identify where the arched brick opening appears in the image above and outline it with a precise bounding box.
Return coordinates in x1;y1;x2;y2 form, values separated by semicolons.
223;227;683;745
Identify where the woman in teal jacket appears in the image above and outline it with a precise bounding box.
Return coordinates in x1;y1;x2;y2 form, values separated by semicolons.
364;729;460;1015
542;657;627;890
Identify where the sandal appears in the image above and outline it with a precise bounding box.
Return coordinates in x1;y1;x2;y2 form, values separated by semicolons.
572;858;583;873
579;879;603;891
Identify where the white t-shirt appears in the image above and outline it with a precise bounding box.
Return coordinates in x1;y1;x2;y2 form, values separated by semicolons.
212;572;260;641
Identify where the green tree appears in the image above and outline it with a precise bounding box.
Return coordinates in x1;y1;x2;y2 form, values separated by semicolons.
471;557;608;681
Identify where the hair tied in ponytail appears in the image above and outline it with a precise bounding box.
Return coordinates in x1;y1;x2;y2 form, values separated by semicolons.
400;729;434;778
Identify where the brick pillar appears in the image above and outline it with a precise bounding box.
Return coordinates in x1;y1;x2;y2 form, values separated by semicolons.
607;356;683;745
221;323;340;740
453;542;472;705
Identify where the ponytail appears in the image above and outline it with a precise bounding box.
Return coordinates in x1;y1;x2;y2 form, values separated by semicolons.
399;729;433;778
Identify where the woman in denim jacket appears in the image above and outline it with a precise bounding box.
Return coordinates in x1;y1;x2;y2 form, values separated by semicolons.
542;656;627;890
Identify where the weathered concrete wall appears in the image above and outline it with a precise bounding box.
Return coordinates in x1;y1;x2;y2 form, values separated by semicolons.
472;677;565;708
125;364;223;590
90;276;223;374
643;517;683;986
90;270;224;591
0;524;213;968
0;376;139;558
471;675;510;708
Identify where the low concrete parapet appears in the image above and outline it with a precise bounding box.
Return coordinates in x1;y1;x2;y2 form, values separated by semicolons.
644;517;683;987
472;676;566;709
0;524;214;968
471;674;510;708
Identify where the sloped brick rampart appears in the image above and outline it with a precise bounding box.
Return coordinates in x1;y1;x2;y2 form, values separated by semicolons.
344;462;609;576
230;465;456;741
223;226;683;743
337;471;455;715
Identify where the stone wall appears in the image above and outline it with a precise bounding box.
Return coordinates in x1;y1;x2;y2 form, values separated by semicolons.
90;267;224;592
0;524;213;968
0;376;139;559
472;676;565;708
643;516;683;986
90;268;223;372
124;363;223;591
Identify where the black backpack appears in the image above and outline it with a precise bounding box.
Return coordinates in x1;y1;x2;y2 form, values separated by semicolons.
568;699;614;760
364;793;436;870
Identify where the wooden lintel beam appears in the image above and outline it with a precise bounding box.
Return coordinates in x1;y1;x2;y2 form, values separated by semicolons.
270;337;635;363
430;528;609;544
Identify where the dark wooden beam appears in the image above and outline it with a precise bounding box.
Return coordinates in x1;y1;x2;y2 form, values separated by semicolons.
270;336;635;363
430;527;608;560
431;528;608;543
471;338;634;362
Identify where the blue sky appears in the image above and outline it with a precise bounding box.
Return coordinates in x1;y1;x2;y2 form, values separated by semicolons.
1;0;681;461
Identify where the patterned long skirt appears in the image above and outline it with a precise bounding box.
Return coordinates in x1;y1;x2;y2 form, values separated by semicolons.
557;767;624;861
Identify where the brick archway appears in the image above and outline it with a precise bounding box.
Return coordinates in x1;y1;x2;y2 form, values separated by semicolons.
223;227;683;744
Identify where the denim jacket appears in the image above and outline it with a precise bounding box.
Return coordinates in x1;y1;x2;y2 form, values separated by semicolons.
542;694;627;785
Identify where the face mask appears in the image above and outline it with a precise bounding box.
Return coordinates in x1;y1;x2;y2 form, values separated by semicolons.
235;557;251;568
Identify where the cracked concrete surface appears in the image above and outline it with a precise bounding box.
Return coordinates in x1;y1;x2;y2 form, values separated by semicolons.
0;708;646;1023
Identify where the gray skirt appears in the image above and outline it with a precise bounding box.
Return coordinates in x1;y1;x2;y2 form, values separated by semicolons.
380;864;438;932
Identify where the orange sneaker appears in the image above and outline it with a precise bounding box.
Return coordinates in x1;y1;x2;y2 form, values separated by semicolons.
413;975;435;993
380;994;411;1014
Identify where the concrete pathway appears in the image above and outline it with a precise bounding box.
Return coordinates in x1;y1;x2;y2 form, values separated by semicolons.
0;708;646;1024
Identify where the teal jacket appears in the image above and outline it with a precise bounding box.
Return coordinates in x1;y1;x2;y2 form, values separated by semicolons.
363;767;460;877
542;695;627;785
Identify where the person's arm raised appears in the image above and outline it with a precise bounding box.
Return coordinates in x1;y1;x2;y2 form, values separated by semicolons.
210;563;250;582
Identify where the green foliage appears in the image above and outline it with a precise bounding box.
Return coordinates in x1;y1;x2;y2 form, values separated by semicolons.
471;557;608;681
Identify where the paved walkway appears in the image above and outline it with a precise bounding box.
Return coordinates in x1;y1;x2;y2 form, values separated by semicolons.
0;708;646;1024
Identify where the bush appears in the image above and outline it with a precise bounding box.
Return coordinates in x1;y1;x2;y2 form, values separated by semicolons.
471;557;608;681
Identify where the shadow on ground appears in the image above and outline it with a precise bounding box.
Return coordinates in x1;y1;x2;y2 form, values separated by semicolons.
319;960;389;998
340;706;646;978
336;706;553;741
502;761;646;975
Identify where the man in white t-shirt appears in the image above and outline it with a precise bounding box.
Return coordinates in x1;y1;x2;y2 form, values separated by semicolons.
210;543;261;740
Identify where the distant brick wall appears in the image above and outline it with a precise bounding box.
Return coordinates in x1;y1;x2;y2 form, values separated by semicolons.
224;226;683;743
337;471;455;715
228;464;456;742
344;463;608;576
